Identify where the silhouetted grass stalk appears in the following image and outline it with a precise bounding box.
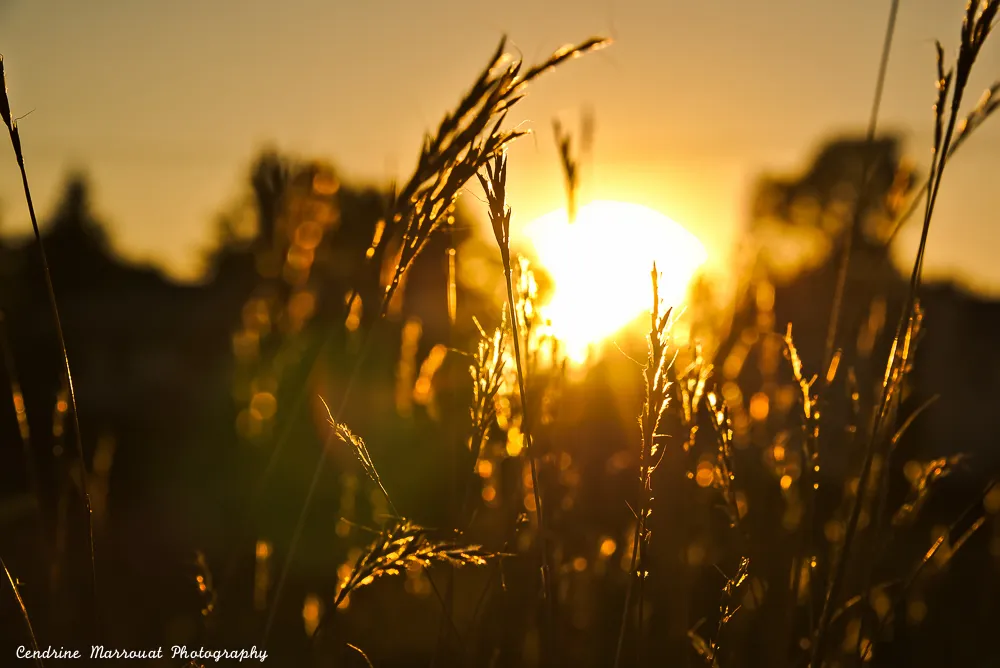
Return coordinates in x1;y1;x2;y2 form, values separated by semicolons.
478;153;556;661
781;326;822;652
859;479;995;661
263;38;607;649
882;77;1000;247
810;3;999;664
614;265;673;668
3;558;43;668
552;119;580;224
0;54;98;624
436;206;460;664
219;238;381;604
309;404;484;651
822;0;899;374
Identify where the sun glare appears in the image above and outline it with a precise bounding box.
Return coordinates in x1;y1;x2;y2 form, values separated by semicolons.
523;200;707;363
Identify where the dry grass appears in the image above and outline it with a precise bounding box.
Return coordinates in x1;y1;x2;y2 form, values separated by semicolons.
381;36;609;316
310;405;500;652
468;311;509;468
810;6;1000;663
675;4;1000;667
332;520;496;612
614;266;675;668
322;397;399;518
1;52;100;642
552;119;581;224
479;150;558;661
262;35;607;647
3;557;42;668
5;3;1000;666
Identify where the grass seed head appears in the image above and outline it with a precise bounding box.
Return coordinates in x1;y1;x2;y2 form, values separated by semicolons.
379;36;607;316
0;55;11;131
320;397;397;515
334;519;497;608
478;152;512;264
469;310;509;462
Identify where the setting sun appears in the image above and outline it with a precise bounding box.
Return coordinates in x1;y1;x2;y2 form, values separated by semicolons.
522;200;708;362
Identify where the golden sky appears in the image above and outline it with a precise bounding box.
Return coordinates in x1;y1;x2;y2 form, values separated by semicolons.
0;0;998;292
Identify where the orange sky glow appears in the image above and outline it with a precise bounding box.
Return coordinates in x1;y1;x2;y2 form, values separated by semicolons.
0;0;998;294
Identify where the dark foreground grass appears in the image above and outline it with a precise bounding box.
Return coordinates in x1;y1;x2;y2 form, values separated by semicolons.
2;3;1000;667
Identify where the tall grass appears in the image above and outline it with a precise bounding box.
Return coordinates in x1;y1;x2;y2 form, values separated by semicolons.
311;398;499;650
261;33;608;650
478;152;557;658
812;3;999;665
0;53;99;636
614;266;674;668
669;3;1000;667
5;2;1000;666
3;557;43;668
822;0;899;374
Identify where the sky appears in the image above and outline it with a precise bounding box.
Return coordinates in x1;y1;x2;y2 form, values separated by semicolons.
0;0;998;293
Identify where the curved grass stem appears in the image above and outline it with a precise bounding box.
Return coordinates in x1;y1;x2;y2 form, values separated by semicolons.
1;57;99;632
504;266;556;661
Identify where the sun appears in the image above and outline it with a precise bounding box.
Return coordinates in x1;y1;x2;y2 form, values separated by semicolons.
522;200;708;363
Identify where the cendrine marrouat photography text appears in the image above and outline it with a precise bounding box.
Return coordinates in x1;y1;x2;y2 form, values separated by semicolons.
16;645;268;662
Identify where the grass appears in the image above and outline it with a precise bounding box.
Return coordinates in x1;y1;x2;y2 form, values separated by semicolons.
478;151;556;663
3;2;1000;666
258;34;608;650
810;4;1000;664
3;557;42;668
1;53;100;646
614;266;674;668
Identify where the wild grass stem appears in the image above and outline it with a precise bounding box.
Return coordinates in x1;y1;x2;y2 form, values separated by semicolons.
0;54;99;631
614;266;673;668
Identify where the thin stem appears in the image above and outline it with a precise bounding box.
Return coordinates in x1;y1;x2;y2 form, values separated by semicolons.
812;66;965;668
615;485;644;668
5;120;99;627
218;271;377;604
634;448;656;667
862;479;996;663
346;643;375;668
881;96;995;250
615;269;666;668
636;476;652;665
504;266;555;663
4;557;44;668
810;4;906;662
434;215;461;666
822;0;899;376
268;274;455;649
262;323;378;645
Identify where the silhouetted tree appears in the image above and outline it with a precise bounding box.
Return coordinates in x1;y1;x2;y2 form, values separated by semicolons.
721;135;914;404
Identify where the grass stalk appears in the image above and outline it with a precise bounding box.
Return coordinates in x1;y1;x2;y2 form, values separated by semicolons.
4;557;44;668
505;263;552;582
262;40;606;649
434;210;461;665
262;327;378;645
0;54;98;625
821;0;899;375
811;5;999;664
882;77;999;247
478;152;556;662
615;266;673;668
552;119;580;224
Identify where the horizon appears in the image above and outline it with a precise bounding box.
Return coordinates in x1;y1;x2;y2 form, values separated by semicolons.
0;0;998;294
4;2;1000;665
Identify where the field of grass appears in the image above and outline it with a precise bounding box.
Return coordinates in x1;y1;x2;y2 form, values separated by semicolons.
2;2;1000;667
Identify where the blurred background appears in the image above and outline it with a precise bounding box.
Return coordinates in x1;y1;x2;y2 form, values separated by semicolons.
1;1;999;666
